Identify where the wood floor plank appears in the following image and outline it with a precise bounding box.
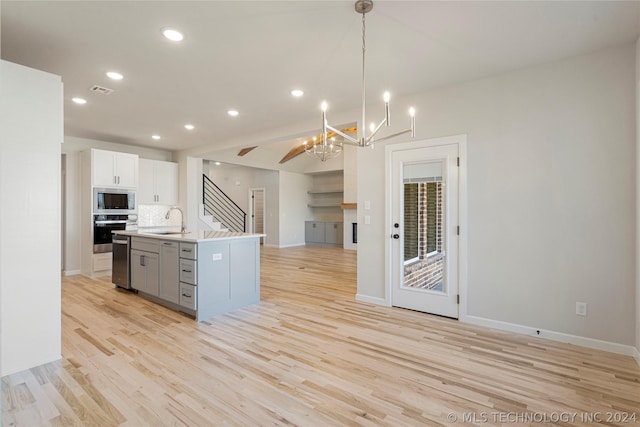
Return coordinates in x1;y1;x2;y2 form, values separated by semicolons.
2;245;639;426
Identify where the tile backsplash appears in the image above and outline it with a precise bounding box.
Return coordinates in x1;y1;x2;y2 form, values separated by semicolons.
138;204;181;227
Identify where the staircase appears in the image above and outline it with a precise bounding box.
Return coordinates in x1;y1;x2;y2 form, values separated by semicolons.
201;174;246;232
198;204;228;231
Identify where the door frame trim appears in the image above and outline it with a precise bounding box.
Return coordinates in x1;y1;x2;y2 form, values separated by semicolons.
247;187;266;235
384;134;468;320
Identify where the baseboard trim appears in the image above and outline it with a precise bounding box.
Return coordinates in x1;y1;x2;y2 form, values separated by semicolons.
356;294;388;306
278;243;306;248
633;346;640;366
63;269;81;276
1;354;61;377
262;243;306;249
463;315;637;357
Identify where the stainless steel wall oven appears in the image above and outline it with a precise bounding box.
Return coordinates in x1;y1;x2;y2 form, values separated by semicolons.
93;214;137;253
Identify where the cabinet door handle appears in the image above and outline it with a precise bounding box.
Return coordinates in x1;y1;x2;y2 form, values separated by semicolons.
181;293;191;298
182;249;192;252
182;269;192;273
114;176;117;184
140;255;145;266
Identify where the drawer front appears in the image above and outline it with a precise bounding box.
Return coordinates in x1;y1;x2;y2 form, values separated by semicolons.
179;259;197;284
179;283;197;310
131;237;161;254
179;243;197;260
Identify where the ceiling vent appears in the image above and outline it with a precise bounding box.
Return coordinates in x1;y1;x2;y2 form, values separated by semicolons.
89;85;114;95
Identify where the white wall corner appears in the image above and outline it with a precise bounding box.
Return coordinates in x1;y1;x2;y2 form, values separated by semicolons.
356;294;389;306
63;270;81;276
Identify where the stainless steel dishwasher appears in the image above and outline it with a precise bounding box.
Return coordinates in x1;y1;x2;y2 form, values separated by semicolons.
112;234;131;289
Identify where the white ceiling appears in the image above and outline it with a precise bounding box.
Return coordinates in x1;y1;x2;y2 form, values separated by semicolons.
2;1;639;163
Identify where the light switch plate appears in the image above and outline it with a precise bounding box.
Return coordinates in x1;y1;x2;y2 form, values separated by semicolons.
212;253;222;261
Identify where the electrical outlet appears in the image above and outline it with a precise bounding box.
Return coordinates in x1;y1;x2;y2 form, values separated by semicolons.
576;302;587;316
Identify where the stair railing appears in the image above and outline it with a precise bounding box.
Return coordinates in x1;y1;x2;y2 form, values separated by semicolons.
202;174;246;232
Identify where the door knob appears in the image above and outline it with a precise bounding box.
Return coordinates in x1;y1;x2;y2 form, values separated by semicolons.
392;234;400;239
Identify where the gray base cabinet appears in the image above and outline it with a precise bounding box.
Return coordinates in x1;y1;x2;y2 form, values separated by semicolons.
305;221;343;246
129;235;260;322
159;241;179;304
195;238;260;321
130;249;159;296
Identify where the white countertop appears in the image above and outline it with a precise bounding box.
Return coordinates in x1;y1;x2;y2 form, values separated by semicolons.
114;229;264;243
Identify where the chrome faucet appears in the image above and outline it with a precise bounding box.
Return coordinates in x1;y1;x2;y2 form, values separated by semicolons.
165;206;186;233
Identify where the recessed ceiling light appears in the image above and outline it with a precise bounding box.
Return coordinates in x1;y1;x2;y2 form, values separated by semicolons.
227;110;239;117
72;97;87;104
106;71;123;80
184;124;194;130
291;89;304;97
152;135;161;140
162;28;184;42
214;162;221;166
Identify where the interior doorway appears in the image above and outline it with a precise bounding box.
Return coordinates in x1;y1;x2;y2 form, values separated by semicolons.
387;135;466;319
249;188;265;242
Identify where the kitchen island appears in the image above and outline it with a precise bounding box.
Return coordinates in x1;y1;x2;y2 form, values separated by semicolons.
113;230;264;321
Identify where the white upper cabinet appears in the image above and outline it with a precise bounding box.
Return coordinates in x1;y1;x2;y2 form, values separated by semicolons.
139;158;178;205
92;149;138;188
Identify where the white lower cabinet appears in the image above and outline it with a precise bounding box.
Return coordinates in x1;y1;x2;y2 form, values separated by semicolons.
92;252;112;273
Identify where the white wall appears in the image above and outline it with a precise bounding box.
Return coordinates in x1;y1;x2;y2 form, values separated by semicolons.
208;164;257;214
358;44;636;347
206;163;310;247
61;136;173;274
635;37;640;363
279;171;312;247
1;61;62;375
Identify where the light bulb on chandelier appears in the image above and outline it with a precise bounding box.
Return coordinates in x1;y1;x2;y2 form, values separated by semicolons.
305;0;416;162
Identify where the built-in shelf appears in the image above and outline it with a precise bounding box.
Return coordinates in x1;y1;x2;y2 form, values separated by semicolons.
308;189;343;210
307;190;343;195
308;203;342;208
341;203;357;209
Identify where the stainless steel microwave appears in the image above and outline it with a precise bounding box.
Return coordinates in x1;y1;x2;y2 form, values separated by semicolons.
93;188;136;214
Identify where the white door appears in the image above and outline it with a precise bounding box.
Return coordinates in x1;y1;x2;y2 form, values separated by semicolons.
249;188;265;240
389;141;459;318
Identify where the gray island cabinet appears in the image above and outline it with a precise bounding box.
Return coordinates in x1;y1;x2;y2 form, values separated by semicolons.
116;230;263;321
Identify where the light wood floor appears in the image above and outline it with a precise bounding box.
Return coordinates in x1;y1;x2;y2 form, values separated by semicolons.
2;245;639;426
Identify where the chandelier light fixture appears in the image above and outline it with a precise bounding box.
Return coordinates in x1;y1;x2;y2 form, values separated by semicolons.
306;0;416;162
